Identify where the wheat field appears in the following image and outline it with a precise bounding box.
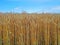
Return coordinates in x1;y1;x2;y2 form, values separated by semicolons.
0;14;60;45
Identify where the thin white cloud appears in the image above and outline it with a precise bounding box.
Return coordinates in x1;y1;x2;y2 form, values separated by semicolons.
14;7;19;10
8;7;21;13
37;6;60;13
44;6;60;13
7;6;60;13
51;6;60;10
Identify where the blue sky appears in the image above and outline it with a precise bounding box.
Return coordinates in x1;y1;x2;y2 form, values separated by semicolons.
0;0;60;13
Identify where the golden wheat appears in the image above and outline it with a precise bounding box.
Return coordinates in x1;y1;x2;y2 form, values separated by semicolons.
0;14;60;45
